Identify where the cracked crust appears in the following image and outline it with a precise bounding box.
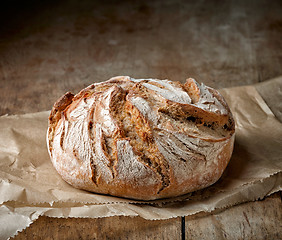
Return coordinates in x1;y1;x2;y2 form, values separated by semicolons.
47;76;235;200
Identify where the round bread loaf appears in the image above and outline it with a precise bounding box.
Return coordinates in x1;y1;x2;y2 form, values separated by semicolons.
47;76;235;200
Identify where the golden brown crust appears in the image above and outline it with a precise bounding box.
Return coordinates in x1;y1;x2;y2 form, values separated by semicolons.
47;76;235;200
48;92;74;155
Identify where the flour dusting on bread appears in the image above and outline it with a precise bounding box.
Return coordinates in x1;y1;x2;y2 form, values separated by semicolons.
47;76;235;200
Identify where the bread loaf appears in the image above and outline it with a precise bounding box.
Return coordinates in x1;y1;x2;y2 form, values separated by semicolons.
47;76;235;200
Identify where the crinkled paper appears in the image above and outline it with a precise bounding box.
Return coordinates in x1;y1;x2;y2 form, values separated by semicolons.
0;77;281;239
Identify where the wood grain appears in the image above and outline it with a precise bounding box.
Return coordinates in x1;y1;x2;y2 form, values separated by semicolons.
185;193;282;240
1;0;282;239
13;216;182;240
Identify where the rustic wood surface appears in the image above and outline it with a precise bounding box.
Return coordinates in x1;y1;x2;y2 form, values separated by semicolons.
0;0;281;239
12;193;282;240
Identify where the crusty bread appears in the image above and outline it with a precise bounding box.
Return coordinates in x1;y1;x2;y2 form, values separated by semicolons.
47;76;235;200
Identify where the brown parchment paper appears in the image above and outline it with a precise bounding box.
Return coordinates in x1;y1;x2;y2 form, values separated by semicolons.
0;77;282;239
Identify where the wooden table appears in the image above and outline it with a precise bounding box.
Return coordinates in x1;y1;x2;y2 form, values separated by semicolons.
1;0;281;239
